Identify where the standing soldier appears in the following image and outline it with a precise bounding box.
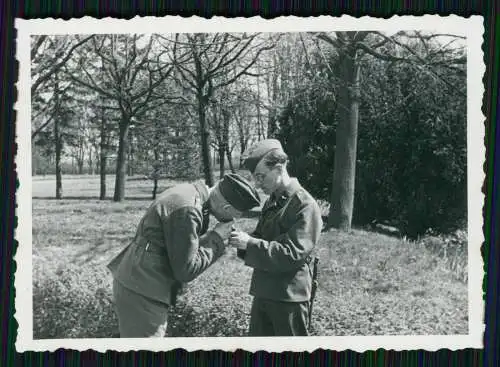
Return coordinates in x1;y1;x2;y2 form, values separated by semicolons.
229;139;323;336
107;173;260;338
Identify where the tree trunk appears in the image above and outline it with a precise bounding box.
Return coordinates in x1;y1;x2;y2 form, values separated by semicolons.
152;178;158;200
239;134;247;168
256;70;263;140
267;55;280;138
130;151;133;177
113;117;129;202
267;109;278;138
77;140;85;174
88;147;93;175
221;110;234;178
152;148;160;200
54;112;63;199
77;158;84;175
99;110;107;200
218;145;225;179
53;76;63;199
328;50;361;231
95;151;99;174
198;95;214;186
128;130;134;177
226;149;235;173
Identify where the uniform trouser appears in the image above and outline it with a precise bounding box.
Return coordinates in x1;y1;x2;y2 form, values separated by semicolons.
112;279;169;337
249;297;309;336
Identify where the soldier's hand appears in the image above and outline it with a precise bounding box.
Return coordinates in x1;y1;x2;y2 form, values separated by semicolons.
212;221;234;240
229;230;250;250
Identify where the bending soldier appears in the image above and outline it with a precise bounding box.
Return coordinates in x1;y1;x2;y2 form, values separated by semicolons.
107;173;260;338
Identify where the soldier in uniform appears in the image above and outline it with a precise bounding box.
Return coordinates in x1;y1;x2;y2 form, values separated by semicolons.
229;139;323;336
107;173;260;338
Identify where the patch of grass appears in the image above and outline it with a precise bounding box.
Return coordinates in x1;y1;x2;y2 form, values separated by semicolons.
32;193;468;338
33;261;118;338
416;229;468;283
297;228;468;336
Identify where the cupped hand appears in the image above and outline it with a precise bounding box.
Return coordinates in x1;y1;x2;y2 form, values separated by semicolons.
229;230;250;250
212;221;234;240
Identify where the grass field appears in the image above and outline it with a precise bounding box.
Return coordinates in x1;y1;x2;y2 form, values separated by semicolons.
32;174;183;200
31;175;468;338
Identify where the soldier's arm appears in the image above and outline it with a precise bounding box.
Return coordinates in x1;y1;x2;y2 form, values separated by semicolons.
163;207;225;282
236;221;262;260
236;205;265;260
242;199;322;272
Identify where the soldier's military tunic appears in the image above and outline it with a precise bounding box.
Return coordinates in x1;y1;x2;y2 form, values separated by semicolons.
107;181;226;337
238;178;323;336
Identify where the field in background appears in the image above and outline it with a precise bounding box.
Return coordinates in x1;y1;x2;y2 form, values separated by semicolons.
31;176;468;338
32;174;183;200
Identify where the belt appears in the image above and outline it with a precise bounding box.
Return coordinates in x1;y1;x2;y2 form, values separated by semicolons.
135;236;167;256
138;236;312;262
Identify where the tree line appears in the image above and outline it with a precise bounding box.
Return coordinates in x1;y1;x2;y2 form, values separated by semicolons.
31;31;466;235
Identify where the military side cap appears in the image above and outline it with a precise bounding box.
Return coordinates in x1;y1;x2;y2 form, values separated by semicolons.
218;173;261;211
243;139;284;173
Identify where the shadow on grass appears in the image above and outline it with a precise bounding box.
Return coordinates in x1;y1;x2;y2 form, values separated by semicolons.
126;176;185;182
33;196;156;201
71;237;117;266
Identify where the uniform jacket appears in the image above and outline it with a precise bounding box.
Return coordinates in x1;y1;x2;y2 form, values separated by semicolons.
107;181;225;305
238;178;323;302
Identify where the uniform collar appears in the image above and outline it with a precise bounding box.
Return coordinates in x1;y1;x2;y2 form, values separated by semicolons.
193;180;210;205
270;178;301;204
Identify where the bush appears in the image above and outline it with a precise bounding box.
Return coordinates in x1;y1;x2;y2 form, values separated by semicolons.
354;60;467;237
33;262;118;339
278;85;337;201
417;229;468;282
277;50;466;238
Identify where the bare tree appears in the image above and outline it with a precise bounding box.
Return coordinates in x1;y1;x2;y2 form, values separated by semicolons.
31;35;93;98
230;87;257;166
65;34;174;201
208;87;236;178
164;33;276;186
31;36;86;140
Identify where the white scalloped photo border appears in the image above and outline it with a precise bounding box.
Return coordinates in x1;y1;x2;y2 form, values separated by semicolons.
14;14;485;353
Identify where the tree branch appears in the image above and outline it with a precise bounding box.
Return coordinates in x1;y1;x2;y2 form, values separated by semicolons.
210;35;257;75
128;35;154;87
32;113;55;139
316;33;343;48
31;35;47;60
64;63;116;100
402;33;466;40
367;31;467;97
355;41;408;62
131;65;174;116
213;42;276;90
31;35;94;96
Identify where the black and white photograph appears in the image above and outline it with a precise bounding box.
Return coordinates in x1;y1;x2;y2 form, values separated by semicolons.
15;15;484;352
